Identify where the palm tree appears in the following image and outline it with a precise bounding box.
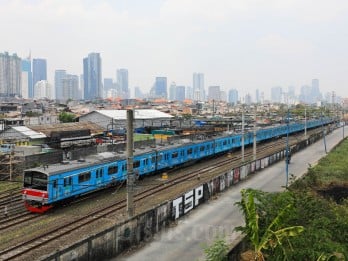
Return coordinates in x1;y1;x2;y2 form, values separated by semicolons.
235;189;304;261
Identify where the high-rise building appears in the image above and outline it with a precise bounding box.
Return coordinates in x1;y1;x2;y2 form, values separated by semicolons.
0;52;22;97
154;77;167;98
34;80;52;99
134;86;143;99
186;86;193;100
193;73;205;101
117;69;129;99
208;86;220;101
169;82;176;101
255;89;260;104
228;89;238;105
32;58;47;92
21;55;32;99
104;78;113;92
62;74;79;100
176;86;186;101
55;70;66;100
83;53;102;100
271;86;283;103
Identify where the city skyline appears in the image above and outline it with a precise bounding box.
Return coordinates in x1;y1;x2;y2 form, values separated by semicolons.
1;0;348;98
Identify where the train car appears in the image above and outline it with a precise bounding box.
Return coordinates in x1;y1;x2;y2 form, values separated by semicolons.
22;117;335;213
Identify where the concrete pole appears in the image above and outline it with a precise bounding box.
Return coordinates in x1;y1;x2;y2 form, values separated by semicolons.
304;106;307;137
321;110;327;154
241;105;245;162
127;109;135;218
285;108;290;188
253;107;257;161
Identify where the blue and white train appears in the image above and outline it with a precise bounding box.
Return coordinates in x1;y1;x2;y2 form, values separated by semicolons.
22;118;333;213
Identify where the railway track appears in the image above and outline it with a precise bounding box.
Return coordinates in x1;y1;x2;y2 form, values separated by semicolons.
0;127;326;260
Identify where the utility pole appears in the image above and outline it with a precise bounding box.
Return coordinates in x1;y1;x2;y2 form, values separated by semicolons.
126;109;135;218
253;106;257;161
241;105;245;162
304;106;307;137
285;108;290;188
321;110;327;154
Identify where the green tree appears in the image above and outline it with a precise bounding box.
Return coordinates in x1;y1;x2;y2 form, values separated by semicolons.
235;189;304;261
58;112;76;123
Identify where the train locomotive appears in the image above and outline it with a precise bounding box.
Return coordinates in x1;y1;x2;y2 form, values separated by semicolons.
22;118;333;213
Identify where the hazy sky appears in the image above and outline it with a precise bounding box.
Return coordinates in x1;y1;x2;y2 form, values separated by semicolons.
1;0;348;99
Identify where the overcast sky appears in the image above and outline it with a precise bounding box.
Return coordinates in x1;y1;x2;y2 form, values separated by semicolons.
1;0;348;99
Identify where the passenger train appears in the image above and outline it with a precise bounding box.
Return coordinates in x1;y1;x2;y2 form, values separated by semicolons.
22;118;334;213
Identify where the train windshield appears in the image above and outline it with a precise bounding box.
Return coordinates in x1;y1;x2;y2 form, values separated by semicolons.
23;171;48;190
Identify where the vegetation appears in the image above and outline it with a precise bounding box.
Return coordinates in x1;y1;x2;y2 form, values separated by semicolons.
205;139;348;261
58;111;76;123
204;237;229;261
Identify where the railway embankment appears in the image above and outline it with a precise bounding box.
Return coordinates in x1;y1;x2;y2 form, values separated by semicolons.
38;128;336;261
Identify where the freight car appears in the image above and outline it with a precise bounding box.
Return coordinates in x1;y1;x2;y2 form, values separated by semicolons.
22;118;333;213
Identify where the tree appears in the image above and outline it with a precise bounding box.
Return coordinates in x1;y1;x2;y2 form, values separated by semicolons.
58;112;76;123
235;189;304;261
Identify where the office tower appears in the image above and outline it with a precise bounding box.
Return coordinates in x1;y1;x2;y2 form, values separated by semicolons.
245;93;252;105
186;86;193;100
32;58;47;93
176;86;186;101
34;80;52;99
220;90;227;102
0;52;22;97
116;69;129;99
62;74;79;100
21;55;32;99
311;79;322;102
271;86;283;103
169;82;176;100
208;86;221;101
83;52;102;100
193;73;205;101
228;89;238;105
255;89;260;104
55;70;67;100
154;77;167;98
79;75;84;100
134;86;143;99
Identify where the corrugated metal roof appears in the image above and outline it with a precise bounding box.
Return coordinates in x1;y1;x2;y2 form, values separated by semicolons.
12;126;46;139
95;109;173;120
29;121;105;137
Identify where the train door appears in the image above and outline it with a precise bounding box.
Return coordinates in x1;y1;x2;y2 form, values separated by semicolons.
51;179;58;200
63;176;72;197
96;168;103;186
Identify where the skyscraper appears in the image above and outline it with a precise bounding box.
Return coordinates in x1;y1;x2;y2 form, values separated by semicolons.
21;55;32;99
271;86;283;103
0;52;22;97
154;77;167;98
169;82;176;101
117;69;129;99
208;86;221;101
176;86;186;101
228;89;238;105
193;73;205;101
83;53;102;100
55;70;67;100
32;58;47;92
62;74;79;100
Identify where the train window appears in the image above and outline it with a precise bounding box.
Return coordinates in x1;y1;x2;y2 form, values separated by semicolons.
172;152;178;158
151;156;156;163
64;177;72;187
223;140;227;145
133;161;140;168
108;165;118;175
187;148;193;155
181;150;184;156
200;146;205;151
32;172;47;190
144;159;149;165
78;172;91;183
165;153;169;160
157;154;162;161
52;180;57;188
